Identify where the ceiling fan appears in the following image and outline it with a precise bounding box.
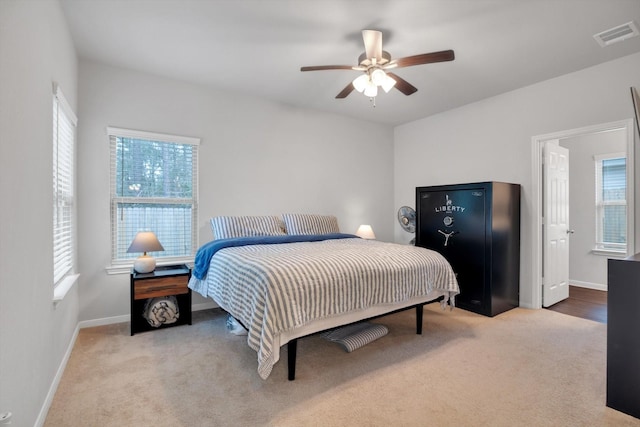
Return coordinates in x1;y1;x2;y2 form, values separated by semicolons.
301;30;455;100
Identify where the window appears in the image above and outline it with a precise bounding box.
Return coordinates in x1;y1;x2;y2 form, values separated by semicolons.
53;84;77;286
594;153;626;253
109;128;199;268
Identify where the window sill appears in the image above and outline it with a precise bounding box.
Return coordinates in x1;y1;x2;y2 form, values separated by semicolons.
105;264;133;275
53;274;80;305
591;248;627;258
106;258;194;275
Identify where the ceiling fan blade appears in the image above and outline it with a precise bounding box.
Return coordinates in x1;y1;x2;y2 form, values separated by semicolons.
362;30;382;62
335;82;355;99
386;72;418;96
392;50;455;68
301;65;355;71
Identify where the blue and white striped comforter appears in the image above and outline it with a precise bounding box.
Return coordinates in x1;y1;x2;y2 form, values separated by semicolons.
189;237;459;379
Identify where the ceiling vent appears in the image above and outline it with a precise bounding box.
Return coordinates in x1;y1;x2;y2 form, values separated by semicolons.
593;21;639;47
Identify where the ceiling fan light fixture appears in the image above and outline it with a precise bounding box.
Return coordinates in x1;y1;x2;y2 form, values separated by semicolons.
381;74;396;93
352;74;369;93
370;68;386;86
363;83;378;98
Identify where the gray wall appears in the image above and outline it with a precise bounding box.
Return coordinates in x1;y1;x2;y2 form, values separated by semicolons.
394;52;640;308
76;60;395;323
0;1;79;425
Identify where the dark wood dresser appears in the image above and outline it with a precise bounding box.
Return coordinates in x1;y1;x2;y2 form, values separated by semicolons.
607;254;640;419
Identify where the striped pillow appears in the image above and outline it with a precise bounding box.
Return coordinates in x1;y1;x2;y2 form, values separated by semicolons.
210;215;286;240
323;322;389;352
282;213;340;235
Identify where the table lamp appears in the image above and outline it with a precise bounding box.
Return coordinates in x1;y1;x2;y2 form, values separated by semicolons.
127;231;165;273
355;224;376;239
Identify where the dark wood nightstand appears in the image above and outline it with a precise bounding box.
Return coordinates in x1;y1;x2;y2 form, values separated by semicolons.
130;264;192;335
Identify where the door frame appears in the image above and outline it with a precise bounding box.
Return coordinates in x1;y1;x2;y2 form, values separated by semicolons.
530;119;635;309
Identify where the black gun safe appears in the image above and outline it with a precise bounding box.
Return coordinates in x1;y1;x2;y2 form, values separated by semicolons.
415;181;520;316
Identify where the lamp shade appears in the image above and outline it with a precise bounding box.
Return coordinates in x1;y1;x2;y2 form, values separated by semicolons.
127;232;164;273
370;68;386;86
127;231;164;254
363;83;378;98
355;224;376;240
380;73;397;93
352;74;369;93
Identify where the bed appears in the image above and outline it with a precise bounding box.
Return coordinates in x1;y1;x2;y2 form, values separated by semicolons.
188;214;459;380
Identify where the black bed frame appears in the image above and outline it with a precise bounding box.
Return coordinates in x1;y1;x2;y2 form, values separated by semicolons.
286;302;431;381
229;299;441;381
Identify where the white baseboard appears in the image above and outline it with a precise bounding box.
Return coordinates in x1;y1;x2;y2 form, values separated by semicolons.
35;323;80;427
79;314;130;329
570;280;607;292
78;302;219;329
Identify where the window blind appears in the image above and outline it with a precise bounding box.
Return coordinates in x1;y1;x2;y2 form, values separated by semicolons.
602;158;626;201
595;154;626;250
53;84;77;285
108;128;199;264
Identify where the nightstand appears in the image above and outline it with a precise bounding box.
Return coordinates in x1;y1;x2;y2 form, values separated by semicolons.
130;264;192;335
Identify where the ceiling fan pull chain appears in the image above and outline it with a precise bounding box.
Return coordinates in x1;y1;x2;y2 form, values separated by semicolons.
370;96;376;107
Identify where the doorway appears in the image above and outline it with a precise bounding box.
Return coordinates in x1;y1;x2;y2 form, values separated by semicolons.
531;119;635;309
546;285;607;323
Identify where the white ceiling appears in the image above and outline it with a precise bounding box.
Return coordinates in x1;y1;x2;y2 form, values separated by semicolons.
60;0;640;126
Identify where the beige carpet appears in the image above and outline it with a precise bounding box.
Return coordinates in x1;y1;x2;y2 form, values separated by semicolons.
45;305;640;427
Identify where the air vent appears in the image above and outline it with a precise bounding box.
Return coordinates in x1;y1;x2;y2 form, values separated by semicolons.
594;21;639;47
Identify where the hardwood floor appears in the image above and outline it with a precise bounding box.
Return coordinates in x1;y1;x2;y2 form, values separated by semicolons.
545;285;607;324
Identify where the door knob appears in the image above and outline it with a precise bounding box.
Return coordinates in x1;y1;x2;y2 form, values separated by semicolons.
566;229;575;234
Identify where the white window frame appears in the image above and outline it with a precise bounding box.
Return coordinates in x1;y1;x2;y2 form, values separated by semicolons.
53;83;80;301
106;127;200;274
593;152;627;254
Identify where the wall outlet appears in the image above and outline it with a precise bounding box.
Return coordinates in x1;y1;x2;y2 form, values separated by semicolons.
0;412;12;425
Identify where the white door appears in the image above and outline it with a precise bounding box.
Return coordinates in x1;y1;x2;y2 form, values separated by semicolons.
543;142;571;307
